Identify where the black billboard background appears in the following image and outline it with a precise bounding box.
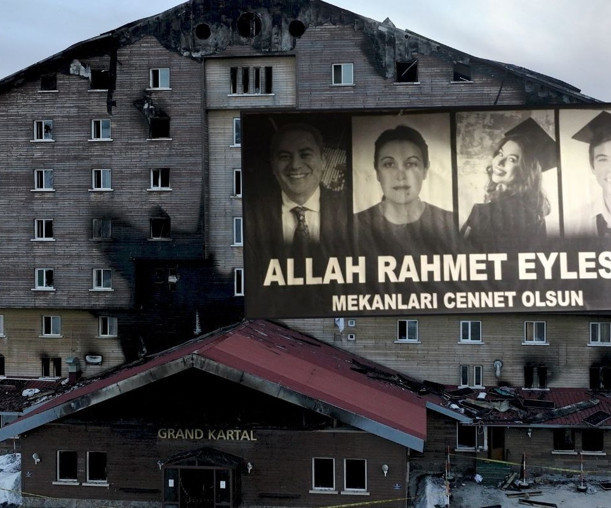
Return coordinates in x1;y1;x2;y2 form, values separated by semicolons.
242;107;611;319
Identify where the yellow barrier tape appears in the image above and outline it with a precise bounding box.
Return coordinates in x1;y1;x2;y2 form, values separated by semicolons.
323;496;410;508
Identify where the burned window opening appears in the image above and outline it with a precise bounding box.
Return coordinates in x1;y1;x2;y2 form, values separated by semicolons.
57;450;77;481
92;218;112;239
289;20;306;38
396;59;418;83
553;428;575;451
40;73;57;91
230;66;273;95
524;363;547;389
590;364;611;391
237;12;261;38
90;69;110;90
312;457;334;490
134;93;171;138
344;458;366;491
150;117;170;139
0;355;5;376
88;452;107;482
582;429;604;452
453;62;472;82
150;217;171;239
195;23;211;40
42;357;62;378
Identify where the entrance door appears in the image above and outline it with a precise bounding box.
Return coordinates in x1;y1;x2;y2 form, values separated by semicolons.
163;467;233;508
488;427;505;461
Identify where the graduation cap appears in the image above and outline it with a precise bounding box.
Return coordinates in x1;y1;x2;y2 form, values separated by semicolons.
504;117;557;171
571;111;611;146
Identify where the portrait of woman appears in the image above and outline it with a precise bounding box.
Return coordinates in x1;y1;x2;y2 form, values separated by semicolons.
460;117;556;252
353;122;457;257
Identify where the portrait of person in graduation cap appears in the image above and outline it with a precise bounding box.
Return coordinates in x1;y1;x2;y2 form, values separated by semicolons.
569;111;611;239
460;117;556;252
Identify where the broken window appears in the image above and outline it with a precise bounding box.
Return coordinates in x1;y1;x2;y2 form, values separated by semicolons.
344;459;367;492
150;217;171;239
150;117;170;139
524;364;547;389
35;268;54;290
91;119;111;140
150;68;170;89
553;429;575;451
0;355;5;376
524;321;546;343
453;62;472;82
312;457;335;491
582;429;604;452
233;169;242;197
460;365;483;388
332;63;353;85
397;319;418;342
237;12;262;38
90;69;110;90
91;169;112;190
87;452;107;483
33;120;53;141
195;23;211;40
233;118;241;145
34;169;54;190
396;60;419;83
34;219;54;240
233;217;243;246
57;450;77;481
590;322;611;344
289;20;306;38
93;269;112;290
229;66;273;95
98;316;118;337
590;365;611;390
456;424;486;450
42;316;61;337
42;357;62;377
460;321;482;342
234;268;244;296
40;73;57;91
150;168;171;190
92;218;112;239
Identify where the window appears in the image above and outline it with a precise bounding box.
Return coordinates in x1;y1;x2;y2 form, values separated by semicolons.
92;269;112;290
553;429;575;452
396;60;418;83
92;219;112;239
34;219;54;240
42;316;61;337
150;168;171;190
91;169;112;190
149;117;170;139
332;63;353;85
98;316;118;337
90;69;109;90
40;73;57;91
453;62;472;82
590;323;611;344
312;458;335;491
233;217;243;246
234;268;244;296
87;452;107;483
589;364;611;391
35;268;54;290
460;365;483;388
524;321;546;344
397;319;418;342
91;119;111;140
57;451;77;482
232;117;241;146
42;357;62;377
456;424;487;450
34;169;54;191
0;315;5;338
344;459;367;492
460;321;482;342
524;364;547;389
150;68;170;89
0;355;5;376
233;169;242;197
150;217;171;239
33;120;53;141
582;429;604;453
229;66;273;94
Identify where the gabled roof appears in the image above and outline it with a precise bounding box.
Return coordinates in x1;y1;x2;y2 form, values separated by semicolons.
0;320;466;452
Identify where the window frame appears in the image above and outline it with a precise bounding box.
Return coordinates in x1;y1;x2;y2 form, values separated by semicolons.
524;321;547;344
396;319;418;342
98;316;118;338
33;120;54;141
92;218;112;240
33;169;54;191
0;315;5;338
229;66;273;95
232;117;241;146
460;320;482;343
311;457;336;493
396;59;419;83
41;315;61;337
149;68;171;89
42;357;62;378
233;217;243;246
582;429;605;454
459;364;484;388
524;364;548;389
552;428;576;453
590;322;611;345
233;168;242;197
91;169;112;191
343;458;367;493
86;451;108;485
331;63;354;86
234;268;244;296
90;119;112;141
150;167;171;191
56;450;78;483
456;423;487;452
150;217;172;240
92;269;112;291
35;268;55;290
33;219;54;240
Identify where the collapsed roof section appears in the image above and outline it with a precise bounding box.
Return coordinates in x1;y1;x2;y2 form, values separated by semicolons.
0;0;599;103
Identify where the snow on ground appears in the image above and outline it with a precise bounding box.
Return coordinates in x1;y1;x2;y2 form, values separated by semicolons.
0;453;21;507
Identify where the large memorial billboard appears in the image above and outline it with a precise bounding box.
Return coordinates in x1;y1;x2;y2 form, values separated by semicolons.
242;107;611;318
